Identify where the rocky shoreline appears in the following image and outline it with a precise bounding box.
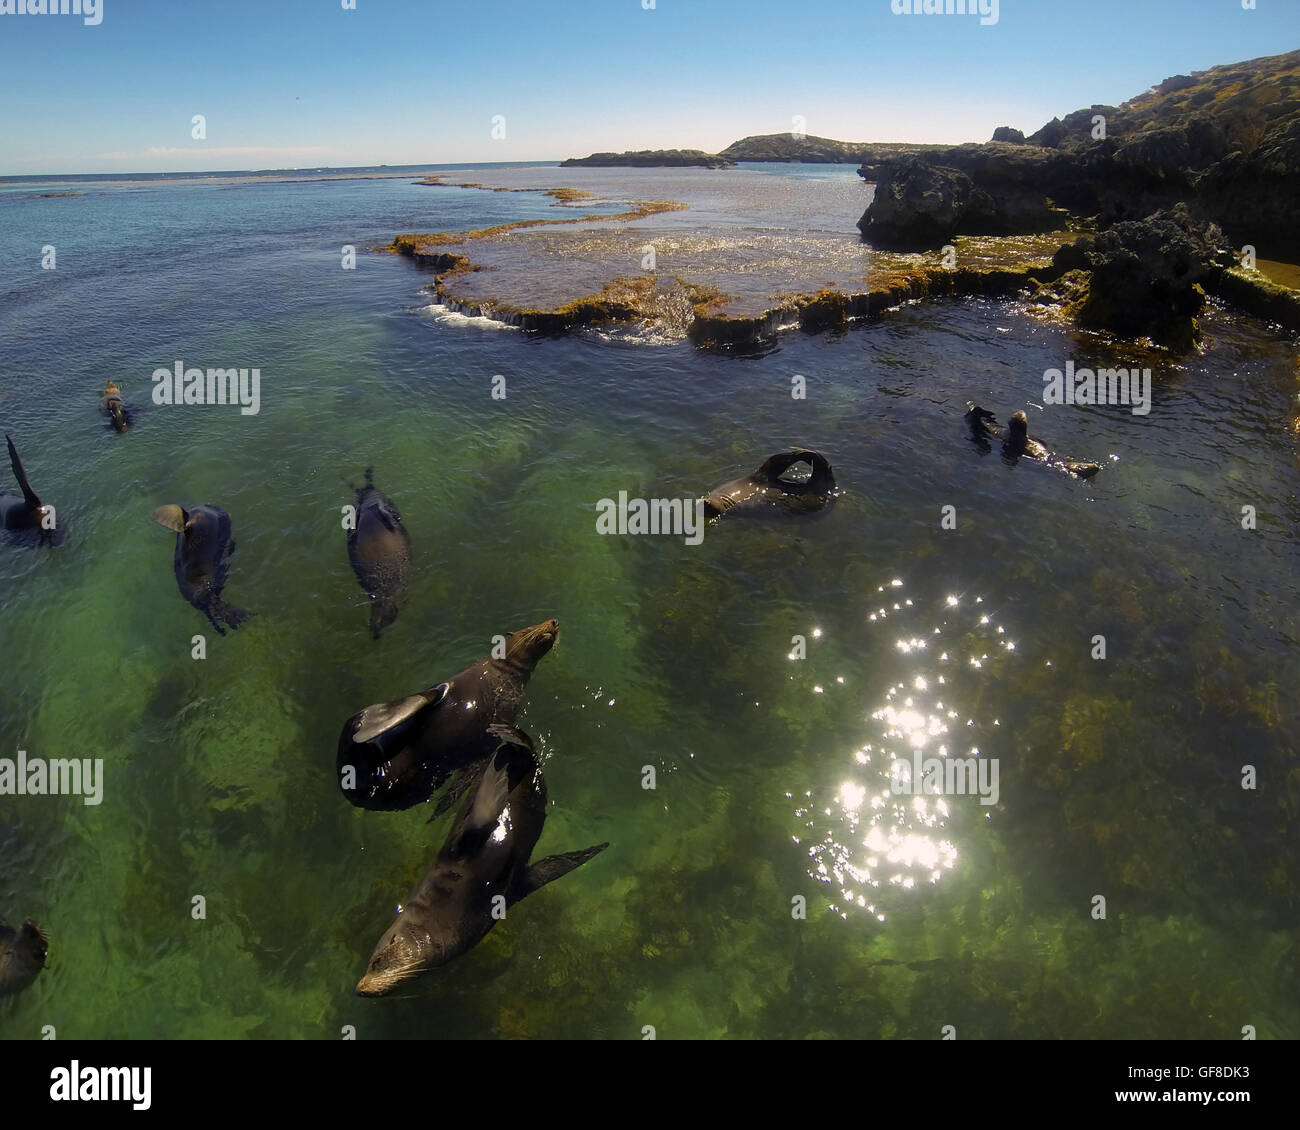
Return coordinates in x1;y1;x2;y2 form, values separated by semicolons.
395;50;1300;350
393;227;1299;349
859;50;1300;258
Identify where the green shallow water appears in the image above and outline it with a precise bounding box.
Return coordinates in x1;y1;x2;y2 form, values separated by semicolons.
1;169;1298;1039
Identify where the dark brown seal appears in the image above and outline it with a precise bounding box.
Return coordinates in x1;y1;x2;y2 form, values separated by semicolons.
702;448;838;518
355;726;606;997
101;381;129;432
346;468;411;638
337;618;559;811
150;504;250;635
1;434;61;544
965;404;1100;479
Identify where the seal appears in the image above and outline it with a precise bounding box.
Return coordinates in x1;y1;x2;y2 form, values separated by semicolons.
101;381;129;432
355;726;607;997
965;404;1100;479
703;448;838;519
964;402;1000;449
0;917;48;996
1;434;60;543
149;504;249;635
337;618;559;811
347;468;411;638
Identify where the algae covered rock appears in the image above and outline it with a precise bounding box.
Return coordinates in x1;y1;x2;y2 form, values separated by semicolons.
1072;205;1229;350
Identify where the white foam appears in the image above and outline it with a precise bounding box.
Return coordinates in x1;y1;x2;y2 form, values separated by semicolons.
420;303;520;331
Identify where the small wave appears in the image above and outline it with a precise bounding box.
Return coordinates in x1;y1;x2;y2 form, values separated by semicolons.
419;303;520;331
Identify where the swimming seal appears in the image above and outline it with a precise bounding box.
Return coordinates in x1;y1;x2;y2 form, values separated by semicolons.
1;435;60;544
0;918;48;996
101;381;129;432
355;726;607;997
337;618;559;811
347;468;411;638
150;504;250;635
965;404;1100;479
702;448;838;519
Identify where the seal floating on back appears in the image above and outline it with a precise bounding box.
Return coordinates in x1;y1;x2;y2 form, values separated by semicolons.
337;618;559;811
355;726;607;997
346;467;411;638
965;404;1100;479
703;448;838;519
101;381;130;432
1;434;60;544
149;504;249;635
0;918;48;996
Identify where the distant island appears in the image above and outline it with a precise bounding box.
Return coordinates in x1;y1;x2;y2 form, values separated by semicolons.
561;149;734;169
718;133;948;169
560;135;959;172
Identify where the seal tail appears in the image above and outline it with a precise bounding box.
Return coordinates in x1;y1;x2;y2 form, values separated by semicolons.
108;400;127;432
5;434;41;508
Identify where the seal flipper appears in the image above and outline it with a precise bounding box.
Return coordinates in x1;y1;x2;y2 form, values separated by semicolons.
512;843;609;903
424;724;526;822
212;599;249;633
150;504;188;533
352;683;448;744
6;435;41;508
427;762;484;822
1063;460;1101;480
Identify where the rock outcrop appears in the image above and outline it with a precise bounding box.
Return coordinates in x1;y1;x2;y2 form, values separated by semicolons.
1066;206;1230;351
857;151;1072;247
859;49;1300;256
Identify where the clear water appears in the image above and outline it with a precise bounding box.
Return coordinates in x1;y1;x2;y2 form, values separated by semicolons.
1;165;1297;1039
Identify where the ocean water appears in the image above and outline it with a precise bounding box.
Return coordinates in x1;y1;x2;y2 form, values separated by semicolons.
0;164;1297;1040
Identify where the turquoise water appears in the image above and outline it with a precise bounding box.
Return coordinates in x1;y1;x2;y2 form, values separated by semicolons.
1;165;1298;1039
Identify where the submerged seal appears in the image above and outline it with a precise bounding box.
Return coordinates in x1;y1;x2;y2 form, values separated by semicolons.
965;404;1100;479
101;381;129;432
0;918;48;996
703;449;838;519
337;618;560;811
1;434;60;543
150;504;250;635
355;726;607;997
347;468;411;638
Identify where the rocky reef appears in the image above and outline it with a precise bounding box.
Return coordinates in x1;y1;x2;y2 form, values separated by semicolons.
859;49;1300;258
562;149;734;168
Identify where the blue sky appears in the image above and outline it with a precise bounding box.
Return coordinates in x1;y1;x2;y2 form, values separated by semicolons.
1;0;1296;174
